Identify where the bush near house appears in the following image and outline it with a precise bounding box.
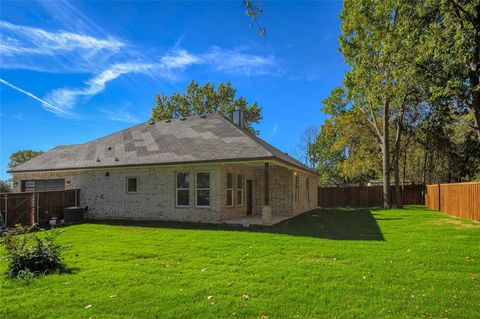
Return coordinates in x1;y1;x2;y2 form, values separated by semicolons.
1;225;67;278
0;206;479;318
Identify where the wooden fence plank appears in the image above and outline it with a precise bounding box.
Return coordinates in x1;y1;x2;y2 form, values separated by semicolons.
0;189;80;227
317;185;424;207
425;182;480;222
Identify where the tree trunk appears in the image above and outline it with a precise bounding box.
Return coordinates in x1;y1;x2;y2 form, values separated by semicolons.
382;99;391;209
402;143;407;187
393;141;403;208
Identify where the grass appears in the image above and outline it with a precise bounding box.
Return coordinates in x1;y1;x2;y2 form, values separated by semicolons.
1;205;479;318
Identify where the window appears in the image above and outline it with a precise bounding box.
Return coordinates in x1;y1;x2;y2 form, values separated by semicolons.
176;172;190;207
294;174;299;204
306;177;310;202
127;177;137;193
21;179;65;192
196;172;210;207
226;173;234;207
236;174;244;206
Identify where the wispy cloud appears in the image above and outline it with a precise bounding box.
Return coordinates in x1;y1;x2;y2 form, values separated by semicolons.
202;47;280;76
0;20;124;55
1;19;281;117
0;112;25;121
44;62;157;109
270;123;279;138
0;20;124;73
0;78;67;115
98;107;139;124
44;50;200;111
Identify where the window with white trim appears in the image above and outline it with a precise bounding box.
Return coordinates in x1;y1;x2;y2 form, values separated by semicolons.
294;174;299;204
196;172;210;207
127;177;137;193
236;174;244;206
176;172;190;207
226;173;234;207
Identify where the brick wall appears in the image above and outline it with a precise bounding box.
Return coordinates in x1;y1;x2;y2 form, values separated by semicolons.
11;162;318;223
293;170;318;215
253;164;318;217
12;164;222;223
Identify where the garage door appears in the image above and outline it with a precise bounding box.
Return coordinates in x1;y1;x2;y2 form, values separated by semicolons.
21;179;65;192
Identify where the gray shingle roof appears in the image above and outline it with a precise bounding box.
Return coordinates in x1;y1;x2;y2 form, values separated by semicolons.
9;114;316;174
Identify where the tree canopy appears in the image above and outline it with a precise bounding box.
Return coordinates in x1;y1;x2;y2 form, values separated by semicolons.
294;0;480;206
150;80;262;134
8;150;44;169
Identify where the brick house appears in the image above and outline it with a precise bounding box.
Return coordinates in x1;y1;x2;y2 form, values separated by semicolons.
9;112;318;224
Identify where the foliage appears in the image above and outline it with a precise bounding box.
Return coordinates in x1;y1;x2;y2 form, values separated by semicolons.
8;150;44;169
1;225;67;278
243;0;266;36
0;179;12;193
150;80;262;134
309;0;480;189
419;0;480;140
0;208;479;317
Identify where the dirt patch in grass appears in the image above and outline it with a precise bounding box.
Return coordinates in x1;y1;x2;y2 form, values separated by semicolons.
430;218;480;228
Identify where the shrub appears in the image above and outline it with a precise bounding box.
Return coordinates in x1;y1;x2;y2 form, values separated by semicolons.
1;225;67;278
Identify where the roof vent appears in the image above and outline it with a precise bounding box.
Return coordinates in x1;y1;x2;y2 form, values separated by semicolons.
148;119;155;125
96;158;101;162
165;119;171;123
180;117;187;121
115;157;119;162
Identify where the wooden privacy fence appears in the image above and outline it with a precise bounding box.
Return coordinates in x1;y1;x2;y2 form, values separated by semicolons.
0;189;80;227
317;184;424;207
425;182;480;222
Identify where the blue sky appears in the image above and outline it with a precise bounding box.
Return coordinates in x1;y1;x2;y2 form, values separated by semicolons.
0;0;346;179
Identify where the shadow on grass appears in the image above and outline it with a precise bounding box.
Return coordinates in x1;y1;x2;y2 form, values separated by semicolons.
89;207;384;241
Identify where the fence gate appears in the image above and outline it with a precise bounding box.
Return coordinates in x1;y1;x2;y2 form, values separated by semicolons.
0;189;80;227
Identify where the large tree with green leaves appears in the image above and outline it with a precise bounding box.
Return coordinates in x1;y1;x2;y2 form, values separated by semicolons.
338;0;424;208
150;80;262;134
8;150;44;169
315;87;381;186
420;0;480;140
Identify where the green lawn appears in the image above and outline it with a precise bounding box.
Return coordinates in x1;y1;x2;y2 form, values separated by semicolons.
1;206;479;318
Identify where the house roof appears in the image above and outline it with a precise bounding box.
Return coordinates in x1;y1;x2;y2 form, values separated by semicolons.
8;114;316;175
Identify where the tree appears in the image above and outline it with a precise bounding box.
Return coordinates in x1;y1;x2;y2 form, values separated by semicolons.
243;0;266;36
8;150;44;169
339;0;424;208
295;126;319;169
150;80;262;134
420;0;480;140
315;87;381;186
0;179;12;193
